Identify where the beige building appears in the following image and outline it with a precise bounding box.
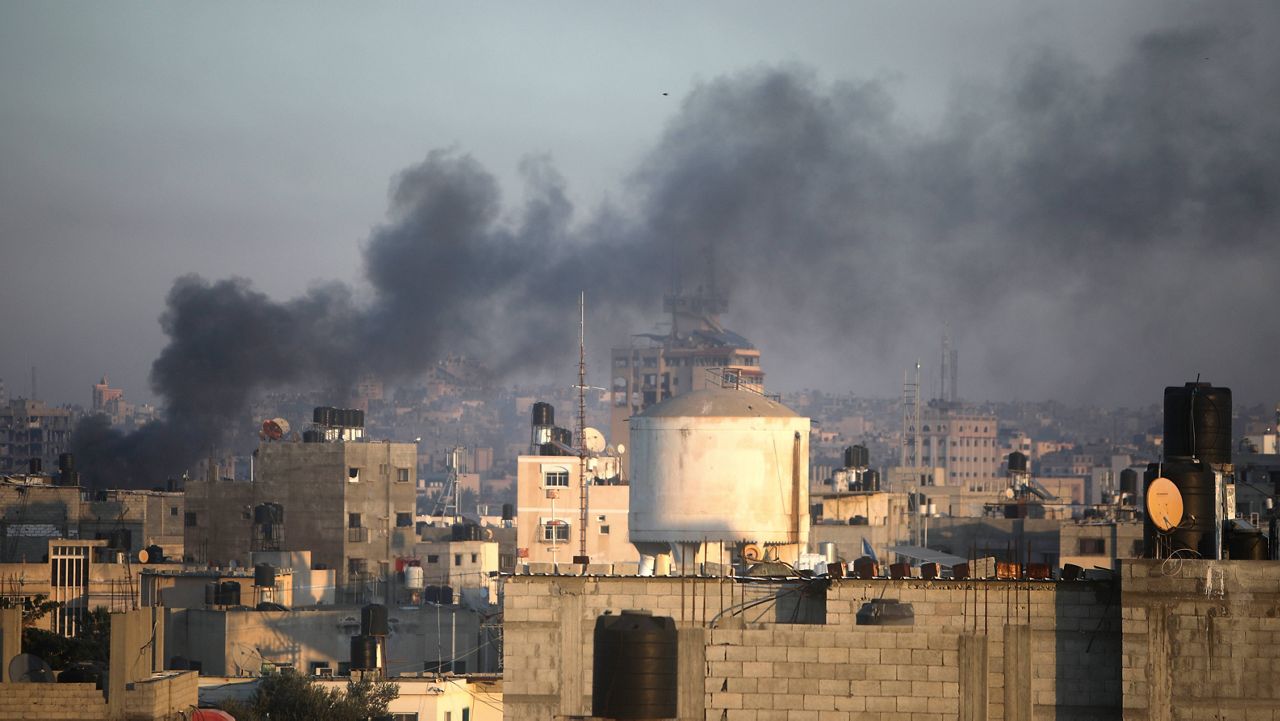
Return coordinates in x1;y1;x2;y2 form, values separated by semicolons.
165;603;497;676
0;398;75;475
184;438;417;599
608;293;764;466
412;538;501;606
915;403;1001;491
515;453;636;569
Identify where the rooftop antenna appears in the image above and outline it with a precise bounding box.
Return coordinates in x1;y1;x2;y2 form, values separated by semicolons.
577;291;589;561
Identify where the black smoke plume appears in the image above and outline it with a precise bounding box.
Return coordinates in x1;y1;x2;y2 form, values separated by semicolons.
75;13;1280;487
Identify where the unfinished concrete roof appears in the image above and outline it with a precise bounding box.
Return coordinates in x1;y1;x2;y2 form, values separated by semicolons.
637;387;799;419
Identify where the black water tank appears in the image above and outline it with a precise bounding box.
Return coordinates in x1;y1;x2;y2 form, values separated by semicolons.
1119;468;1139;496
864;469;880;492
204;582;218;607
106;529;132;550
361;604;389;637
844;445;869;469
28;458;42;474
218;581;241;606
592;610;678;720
1007;452;1029;474
1163;383;1232;465
351;409;365;428
501;503;514;521
254;563;276;588
425;586;454;605
532;402;554;428
451;523;481;541
1227;525;1268;560
302;429;323;443
350;635;379;670
58;453;74;472
1143;459;1217;558
313;406;332;425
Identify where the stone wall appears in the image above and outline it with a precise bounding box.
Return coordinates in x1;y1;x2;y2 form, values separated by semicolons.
502;574;1122;720
1120;559;1280;721
0;682;109;720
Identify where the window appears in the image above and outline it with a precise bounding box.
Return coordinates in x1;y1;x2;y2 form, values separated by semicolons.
184;512;198;527
396;512;413;528
397;467;410;482
348;467;360;482
348;513;362;529
543;467;570;488
1078;538;1106;555
391;715;419;721
170;506;178;516
600;525;610;535
348;558;367;576
541;521;570;542
470;553;477;563
454;553;462;566
427;555;439;564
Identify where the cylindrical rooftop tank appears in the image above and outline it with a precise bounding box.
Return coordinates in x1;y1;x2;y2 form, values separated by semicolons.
843;445;869;470
501;503;514;521
405;565;425;590
1143;459;1216;558
254;563;276;588
1227;524;1268;560
532;402;555;428
592;610;678;719
58;453;74;472
864;469;880;491
218;581;241;606
1119;468;1139;496
1007;451;1029;474
1163;383;1232;465
28;458;41;474
628;388;811;545
350;635;380;670
361;604;389;637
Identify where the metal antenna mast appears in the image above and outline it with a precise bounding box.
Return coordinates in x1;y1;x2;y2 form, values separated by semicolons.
577;291;589;560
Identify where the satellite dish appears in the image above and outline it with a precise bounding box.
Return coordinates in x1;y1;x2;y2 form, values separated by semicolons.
1146;477;1184;532
137;548;150;564
616;443;626;455
9;654;53;683
1003;488;1015;500
741;544;763;562
583;427;606;453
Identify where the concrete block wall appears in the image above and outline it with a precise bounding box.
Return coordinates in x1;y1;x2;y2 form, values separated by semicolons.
0;683;109;720
503;575;1122;720
122;671;198;720
1120;560;1280;721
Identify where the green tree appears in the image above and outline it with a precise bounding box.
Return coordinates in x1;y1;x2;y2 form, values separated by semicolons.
222;671;399;721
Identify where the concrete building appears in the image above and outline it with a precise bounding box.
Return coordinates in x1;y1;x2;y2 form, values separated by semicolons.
502;559;1280;720
0;398;75;475
165;603;496;676
184;437;417;600
915;402;1001;491
1058;520;1144;570
412;538;501;606
0;606;198;721
609;292;765;466
0;475;184;563
515;452;635;568
198;674;503;721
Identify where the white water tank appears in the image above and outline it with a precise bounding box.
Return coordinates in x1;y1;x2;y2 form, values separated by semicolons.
628;388;810;546
405;565;425;590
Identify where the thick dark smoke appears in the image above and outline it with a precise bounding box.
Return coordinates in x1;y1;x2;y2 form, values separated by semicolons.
75;13;1280;487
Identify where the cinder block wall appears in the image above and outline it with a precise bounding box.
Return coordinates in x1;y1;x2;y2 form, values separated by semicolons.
1121;560;1280;721
502;575;1121;721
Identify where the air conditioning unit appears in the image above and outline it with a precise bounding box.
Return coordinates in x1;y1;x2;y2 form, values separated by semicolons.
315;667;334;678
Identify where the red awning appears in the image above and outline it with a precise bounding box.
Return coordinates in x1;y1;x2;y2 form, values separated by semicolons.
192;710;237;721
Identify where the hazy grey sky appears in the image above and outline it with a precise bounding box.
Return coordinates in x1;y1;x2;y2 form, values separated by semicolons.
2;2;1275;410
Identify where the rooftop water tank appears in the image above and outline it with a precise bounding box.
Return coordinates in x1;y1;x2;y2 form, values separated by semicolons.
628;388;810;545
592;610;677;719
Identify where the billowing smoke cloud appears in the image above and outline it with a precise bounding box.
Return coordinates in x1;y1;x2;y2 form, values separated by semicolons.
75;13;1280;487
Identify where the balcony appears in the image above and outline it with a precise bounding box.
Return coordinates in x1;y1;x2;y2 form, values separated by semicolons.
347;527;370;543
